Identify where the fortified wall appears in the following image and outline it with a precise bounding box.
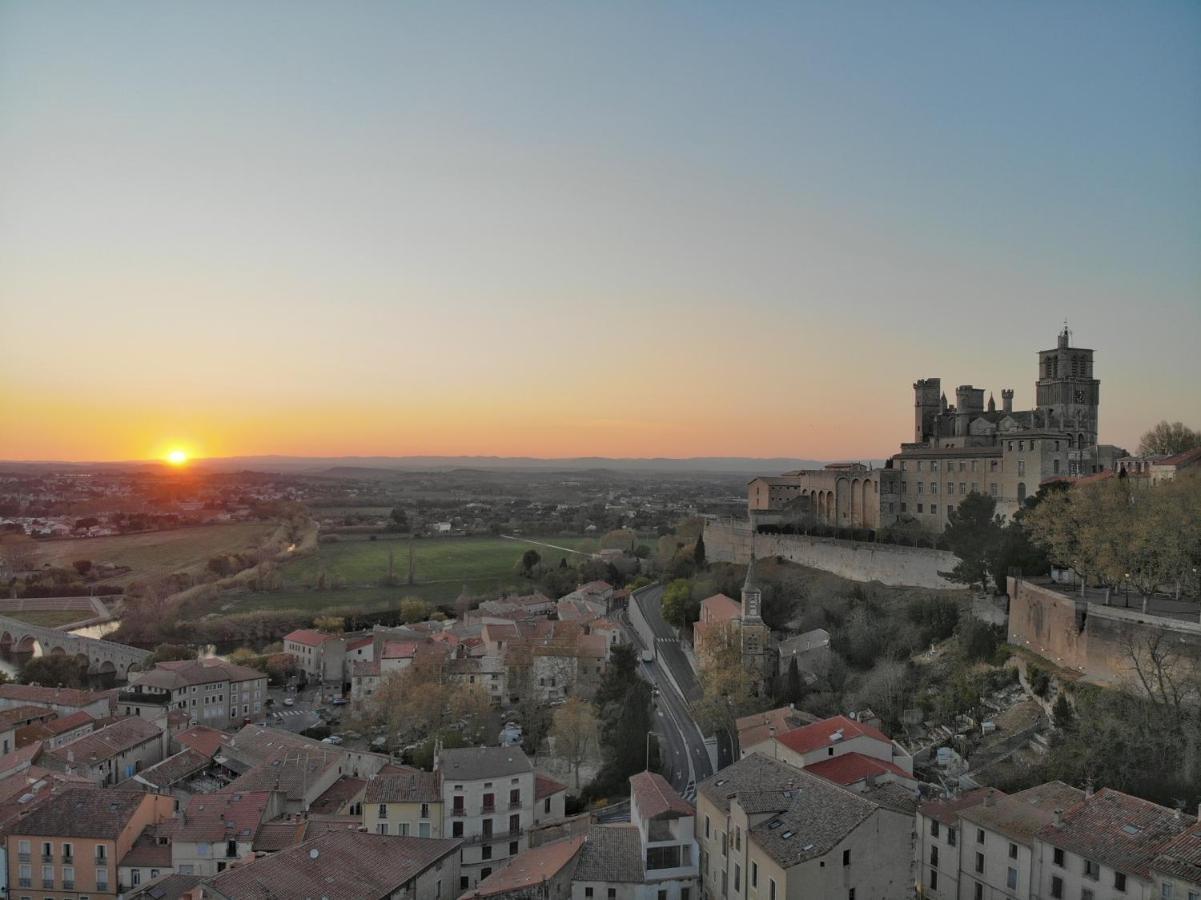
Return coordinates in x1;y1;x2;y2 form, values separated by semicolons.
704;518;960;590
1007;577;1201;686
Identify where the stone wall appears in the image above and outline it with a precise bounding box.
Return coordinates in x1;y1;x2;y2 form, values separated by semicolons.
1007;577;1201;686
703;518;960;590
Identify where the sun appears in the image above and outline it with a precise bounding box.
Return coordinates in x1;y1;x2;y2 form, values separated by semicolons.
166;449;189;466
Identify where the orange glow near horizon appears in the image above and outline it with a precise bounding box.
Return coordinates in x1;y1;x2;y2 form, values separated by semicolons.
166;449;189;466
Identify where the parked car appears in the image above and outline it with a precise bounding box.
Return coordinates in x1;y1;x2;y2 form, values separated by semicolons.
322;735;344;745
331;697;348;706
283;698;295;707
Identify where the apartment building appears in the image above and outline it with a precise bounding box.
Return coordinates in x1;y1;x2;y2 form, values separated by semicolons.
437;746;536;891
120;658;267;728
5;787;175;899
282;629;345;683
363;767;445;837
696;753;916;900
167;789;283;876
914;787;992;899
768;714;914;778
42;717;167;786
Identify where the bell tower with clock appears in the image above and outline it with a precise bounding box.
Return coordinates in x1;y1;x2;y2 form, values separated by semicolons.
1036;322;1100;448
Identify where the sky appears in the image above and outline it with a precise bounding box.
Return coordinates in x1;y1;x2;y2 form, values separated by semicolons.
2;1;1199;462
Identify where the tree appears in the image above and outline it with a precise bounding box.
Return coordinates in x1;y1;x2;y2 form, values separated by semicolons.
398;597;431;623
551;697;599;789
693;621;761;736
520;549;541;577
146;644;197;666
693;534;706;570
591;644;654;796
72;560;93;577
660;579;699;628
940;493;1003;592
21;655;89;688
779;656;804;704
1138;421;1200;457
387;507;410;533
313;615;345;634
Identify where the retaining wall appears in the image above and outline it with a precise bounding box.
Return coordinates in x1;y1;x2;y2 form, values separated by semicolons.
704;518;960;590
1007;577;1201;686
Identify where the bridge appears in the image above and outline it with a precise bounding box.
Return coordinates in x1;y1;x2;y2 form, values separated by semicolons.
0;616;150;679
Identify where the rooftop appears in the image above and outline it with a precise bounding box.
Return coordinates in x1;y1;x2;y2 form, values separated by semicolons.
469;836;585;897
698;753;809;815
363;769;441;804
1152;822;1201;885
283;628;339;647
438;746;532;780
962;782;1085;844
169;789;274;843
9;786;147;838
630;770;694;820
804;752;913;787
774;714;893;756
573;824;644;883
1037;787;1195;879
132;657;265;690
48;716;162;764
535;772;567;802
175;724;231;759
749;769;881;867
204;830;461;900
918;787;994;827
136;747;210;789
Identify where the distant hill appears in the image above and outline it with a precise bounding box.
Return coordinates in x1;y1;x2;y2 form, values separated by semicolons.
0;455;876;476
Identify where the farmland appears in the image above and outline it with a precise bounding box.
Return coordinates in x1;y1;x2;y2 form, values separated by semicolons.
26;522;278;586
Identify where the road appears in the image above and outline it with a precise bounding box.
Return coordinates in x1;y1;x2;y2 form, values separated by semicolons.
622;585;713;802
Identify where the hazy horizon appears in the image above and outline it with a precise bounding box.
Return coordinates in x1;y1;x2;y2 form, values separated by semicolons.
3;2;1199;462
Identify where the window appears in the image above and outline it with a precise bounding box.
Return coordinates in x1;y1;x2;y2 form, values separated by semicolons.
734;864;741;891
843;849;850;866
378;803;388;818
452;821;464;838
1082;890;1094;900
17;863;30;888
705;816;711;839
959;483;966;495
975;852;984;873
929;820;940;838
1009;842;1017;859
1114;872;1126;892
917;504;923;513
1018;460;1026;476
421;803;430;819
41;842;52;860
769;879;776;900
974;885;983;900
481;868;491;880
929;870;937;891
930;846;939;866
1054;848;1064;867
95;845;107;861
482;845;492;860
1006;866;1017;889
751;862;758;888
931;504;937;514
585;889;594;898
377;823;388;835
848;891;855;900
609;890;617;900
1051;875;1064;898
1163;885;1176;900
460;877;469;891
948;827;957;847
1084;858;1100;881
681;890;689;900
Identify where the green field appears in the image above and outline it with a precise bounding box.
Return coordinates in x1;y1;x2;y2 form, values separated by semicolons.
29;523;278;586
278;535;597;588
3;610;93;628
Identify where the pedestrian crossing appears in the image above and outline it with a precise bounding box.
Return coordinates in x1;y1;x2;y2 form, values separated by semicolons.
275;708;307;718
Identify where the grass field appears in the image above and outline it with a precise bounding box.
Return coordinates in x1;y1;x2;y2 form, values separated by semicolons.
278;535;598;589
28;523;278;586
3;610;93;628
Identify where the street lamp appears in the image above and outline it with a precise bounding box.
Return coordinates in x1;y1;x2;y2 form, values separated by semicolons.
1124;573;1131;608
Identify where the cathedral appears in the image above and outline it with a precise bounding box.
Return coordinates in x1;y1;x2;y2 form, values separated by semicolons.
693;558;775;694
749;325;1123;532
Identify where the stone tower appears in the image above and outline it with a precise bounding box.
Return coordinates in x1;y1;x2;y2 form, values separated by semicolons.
1035;323;1100;447
913;378;942;443
740;558;773;694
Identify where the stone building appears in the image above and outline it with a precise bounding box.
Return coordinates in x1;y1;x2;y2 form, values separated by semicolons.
693;562;774;697
749;325;1116;533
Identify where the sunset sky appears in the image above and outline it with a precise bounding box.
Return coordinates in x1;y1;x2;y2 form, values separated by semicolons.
2;2;1199;462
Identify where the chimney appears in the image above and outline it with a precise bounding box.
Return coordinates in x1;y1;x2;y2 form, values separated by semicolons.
1084;780;1094;800
1053;808;1063;826
984;790;995;807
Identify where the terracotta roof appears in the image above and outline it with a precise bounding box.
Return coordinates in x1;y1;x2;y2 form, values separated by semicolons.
774;715;893;756
535;773;567;802
630;770;694;819
204;830;461;900
750;770;881;867
1037;787;1195;879
134;657;265;689
345;635;374;651
171;789;273;842
175;725;230;759
701;594;741;624
0;685;109;709
918;788;994;827
804;752;913;786
309;776;366;814
382;640;420;659
127;873;203;899
137;748;210;789
0;705;56;728
122;826;172;867
698;753;808;815
573;824;644;883
47;716;161;765
252;818;308;852
363;769;441;804
0;741;43;777
736;706;818;751
8;786;148;838
40;710;94;735
470;835;585;897
283;629;338;647
1152;822;1201;884
1156;446;1201;467
962;783;1084;844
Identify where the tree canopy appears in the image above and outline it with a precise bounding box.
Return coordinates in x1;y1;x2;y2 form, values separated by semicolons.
1137;420;1200;457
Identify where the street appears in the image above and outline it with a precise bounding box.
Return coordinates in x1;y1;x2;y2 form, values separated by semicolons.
621;585;714;801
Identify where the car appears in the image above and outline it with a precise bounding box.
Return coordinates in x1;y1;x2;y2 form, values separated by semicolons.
283;698;295;707
331;697;348;706
321;735;344;745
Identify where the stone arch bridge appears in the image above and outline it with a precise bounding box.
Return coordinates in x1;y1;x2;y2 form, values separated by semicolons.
0;616;150;679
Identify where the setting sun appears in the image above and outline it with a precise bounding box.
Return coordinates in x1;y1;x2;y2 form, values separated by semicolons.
166;449;189;466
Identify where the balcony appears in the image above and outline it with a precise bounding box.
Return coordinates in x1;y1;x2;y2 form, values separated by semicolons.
462;828;519;846
42;854;54;863
64;881;76;890
481;804;496;814
18;879;30;888
509;801;522;810
42;880;55;889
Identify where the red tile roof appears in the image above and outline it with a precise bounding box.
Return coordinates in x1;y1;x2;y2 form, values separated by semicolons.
175;725;230;759
775;715;892;756
535;773;567;801
469;836;585;898
170;789;274;842
701;594;741;624
918;787;994;826
804;751;912;786
344;635;374;651
284;629;337;647
41;710;94;735
630;770;694;819
382;640;420;659
1153;822;1201;884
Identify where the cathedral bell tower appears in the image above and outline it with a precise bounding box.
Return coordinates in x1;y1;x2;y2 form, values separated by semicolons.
740;558;773;694
1035;322;1100;448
